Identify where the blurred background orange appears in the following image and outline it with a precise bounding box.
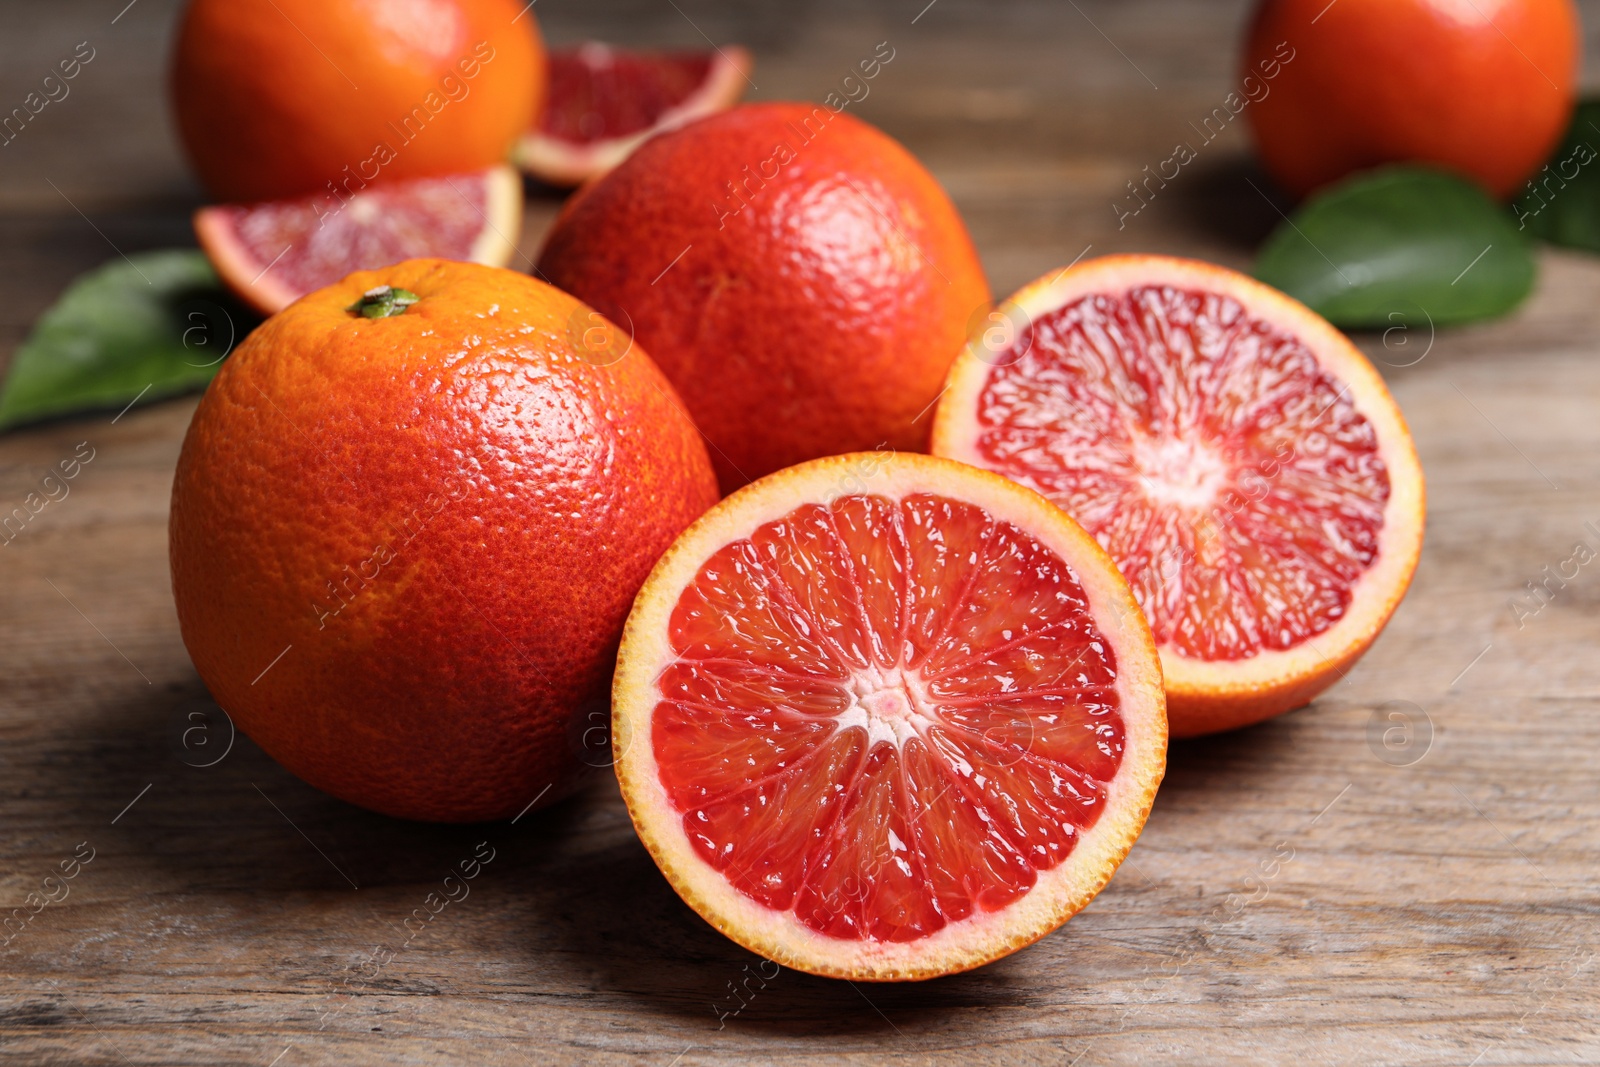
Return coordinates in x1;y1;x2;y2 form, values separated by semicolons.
5;0;1588;315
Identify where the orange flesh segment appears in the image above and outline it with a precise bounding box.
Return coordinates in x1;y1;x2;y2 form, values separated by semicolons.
210;171;495;296
973;286;1390;661
654;493;1125;943
540;46;716;143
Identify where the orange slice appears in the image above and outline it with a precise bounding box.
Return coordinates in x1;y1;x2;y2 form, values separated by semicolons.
516;43;752;187
932;255;1425;737
195;165;521;316
612;453;1166;980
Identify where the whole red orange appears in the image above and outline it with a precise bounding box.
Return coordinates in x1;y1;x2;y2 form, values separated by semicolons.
1242;0;1579;199
535;102;991;492
169;259;718;821
170;0;544;202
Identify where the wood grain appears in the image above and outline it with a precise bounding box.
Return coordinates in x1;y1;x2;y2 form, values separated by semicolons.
4;1;1600;1063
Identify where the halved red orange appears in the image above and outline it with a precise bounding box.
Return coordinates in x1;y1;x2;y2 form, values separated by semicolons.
613;453;1166;980
195;165;522;316
515;43;752;186
933;255;1425;737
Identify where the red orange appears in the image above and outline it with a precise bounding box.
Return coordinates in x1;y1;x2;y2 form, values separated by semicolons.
613;453;1166;978
170;259;718;821
171;0;544;202
1243;0;1579;199
933;255;1425;737
537;102;990;492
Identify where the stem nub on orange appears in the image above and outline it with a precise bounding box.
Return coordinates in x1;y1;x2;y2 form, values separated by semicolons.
170;0;544;203
170;259;718;821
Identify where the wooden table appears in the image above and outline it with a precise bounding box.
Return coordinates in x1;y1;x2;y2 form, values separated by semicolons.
4;1;1599;1063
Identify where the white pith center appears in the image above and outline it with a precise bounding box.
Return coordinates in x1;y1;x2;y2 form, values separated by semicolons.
1130;431;1228;510
833;666;937;749
349;196;381;224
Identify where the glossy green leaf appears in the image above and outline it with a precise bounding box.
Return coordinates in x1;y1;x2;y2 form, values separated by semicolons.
1513;98;1600;252
1254;166;1535;329
0;250;258;431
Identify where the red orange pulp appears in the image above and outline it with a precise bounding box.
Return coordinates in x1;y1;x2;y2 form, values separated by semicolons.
613;453;1166;979
934;255;1425;737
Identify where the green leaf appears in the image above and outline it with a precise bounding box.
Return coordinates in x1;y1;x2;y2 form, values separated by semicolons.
1513;98;1600;252
0;250;260;431
1254;166;1535;329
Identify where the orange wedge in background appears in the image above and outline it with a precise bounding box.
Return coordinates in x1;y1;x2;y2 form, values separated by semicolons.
195;166;522;317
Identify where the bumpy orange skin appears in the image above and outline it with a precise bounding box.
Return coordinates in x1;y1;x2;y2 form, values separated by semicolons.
170;0;543;202
1243;0;1578;200
535;102;991;493
169;259;718;822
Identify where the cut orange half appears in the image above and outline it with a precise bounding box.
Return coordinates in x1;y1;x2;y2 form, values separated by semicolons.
932;255;1425;738
195;165;522;316
612;453;1166;980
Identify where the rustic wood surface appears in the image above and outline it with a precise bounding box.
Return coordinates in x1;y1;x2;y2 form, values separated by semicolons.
4;1;1600;1063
